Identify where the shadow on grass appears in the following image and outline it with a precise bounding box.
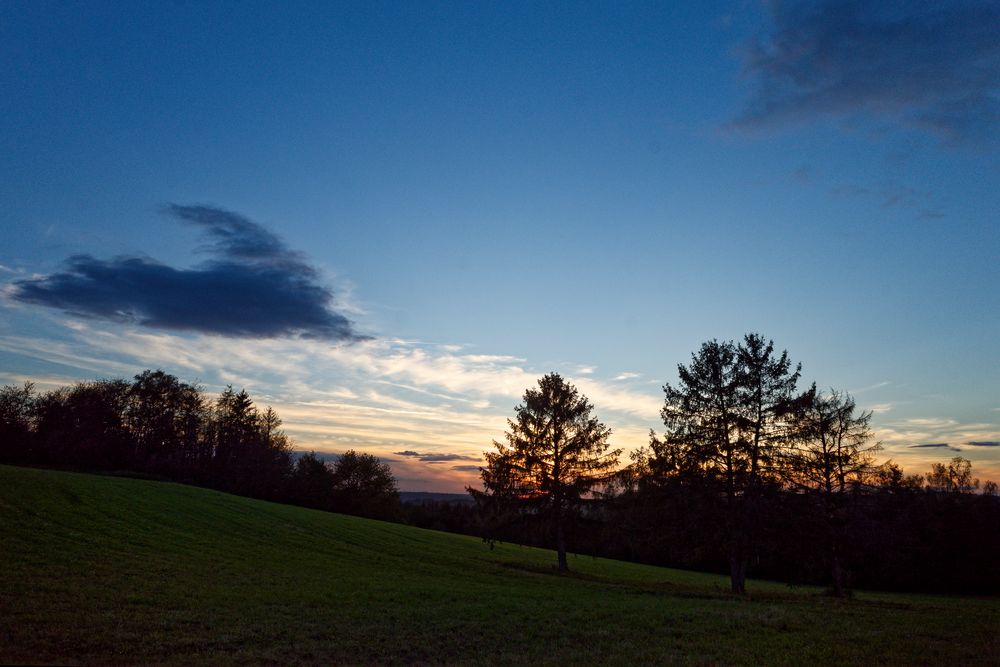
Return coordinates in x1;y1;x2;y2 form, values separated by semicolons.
493;558;922;612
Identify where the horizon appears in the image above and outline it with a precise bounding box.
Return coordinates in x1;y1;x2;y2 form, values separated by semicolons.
2;1;998;492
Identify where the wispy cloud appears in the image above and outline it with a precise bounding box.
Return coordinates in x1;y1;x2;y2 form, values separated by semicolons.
732;1;1000;143
0;318;657;490
876;416;1000;478
8;205;367;341
573;377;662;421
393;450;480;463
849;380;891;394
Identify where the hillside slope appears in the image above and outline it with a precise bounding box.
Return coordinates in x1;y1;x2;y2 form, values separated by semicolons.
1;465;997;665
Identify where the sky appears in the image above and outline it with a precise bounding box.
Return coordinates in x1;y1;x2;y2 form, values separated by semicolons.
1;1;998;491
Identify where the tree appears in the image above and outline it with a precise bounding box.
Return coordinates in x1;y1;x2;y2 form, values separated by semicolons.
287;451;338;510
787;388;880;596
0;382;36;463
126;370;206;476
471;373;620;572
926;456;979;494
208;387;292;498
659;334;802;593
34;379;132;469
330;450;400;520
788;389;880;493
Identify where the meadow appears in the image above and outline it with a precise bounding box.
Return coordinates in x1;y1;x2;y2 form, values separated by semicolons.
1;464;997;665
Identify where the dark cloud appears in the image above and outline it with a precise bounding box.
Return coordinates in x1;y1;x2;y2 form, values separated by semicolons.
9;205;367;341
910;443;961;452
393;450;480;463
967;441;1000;447
732;1;1000;143
169;205;308;270
450;465;482;472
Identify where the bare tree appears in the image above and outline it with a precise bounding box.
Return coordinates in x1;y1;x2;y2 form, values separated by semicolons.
787;388;880;596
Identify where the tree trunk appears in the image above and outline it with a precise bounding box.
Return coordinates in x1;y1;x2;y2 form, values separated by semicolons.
555;513;568;572
830;549;846;597
729;492;750;595
730;544;747;595
726;490;747;594
827;495;850;597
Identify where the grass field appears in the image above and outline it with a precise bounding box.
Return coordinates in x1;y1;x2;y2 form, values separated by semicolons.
1;465;997;665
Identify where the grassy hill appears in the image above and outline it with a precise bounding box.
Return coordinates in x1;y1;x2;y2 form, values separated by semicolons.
2;465;997;665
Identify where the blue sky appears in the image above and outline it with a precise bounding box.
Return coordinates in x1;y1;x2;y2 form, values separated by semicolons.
2;1;998;491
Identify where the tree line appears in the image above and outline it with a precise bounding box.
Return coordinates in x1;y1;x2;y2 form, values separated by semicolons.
0;370;400;520
2;336;997;596
470;334;1000;595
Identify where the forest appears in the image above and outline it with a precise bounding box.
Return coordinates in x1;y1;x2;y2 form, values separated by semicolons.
0;370;399;521
2;334;997;596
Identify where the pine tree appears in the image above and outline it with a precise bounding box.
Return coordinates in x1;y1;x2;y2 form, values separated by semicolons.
471;373;620;571
659;334;803;594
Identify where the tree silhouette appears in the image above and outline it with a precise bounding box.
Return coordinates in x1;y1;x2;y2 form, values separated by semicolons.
330;450;400;520
126;370;205;477
472;373;620;571
660;334;802;594
787;388;880;596
0;382;35;463
35;379;131;469
926;456;979;493
287;451;337;510
788;389;879;494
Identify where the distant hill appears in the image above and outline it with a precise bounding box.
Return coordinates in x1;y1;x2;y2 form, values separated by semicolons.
399;490;474;505
2;464;997;665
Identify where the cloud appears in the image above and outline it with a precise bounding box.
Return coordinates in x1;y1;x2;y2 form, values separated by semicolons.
450;465;482;472
0;317;659;490
876;416;1000;456
910;443;961;452
393;450;480;463
967;441;1000;447
8;205;366;340
732;1;1000;143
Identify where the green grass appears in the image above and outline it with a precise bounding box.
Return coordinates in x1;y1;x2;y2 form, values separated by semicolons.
1;465;997;665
